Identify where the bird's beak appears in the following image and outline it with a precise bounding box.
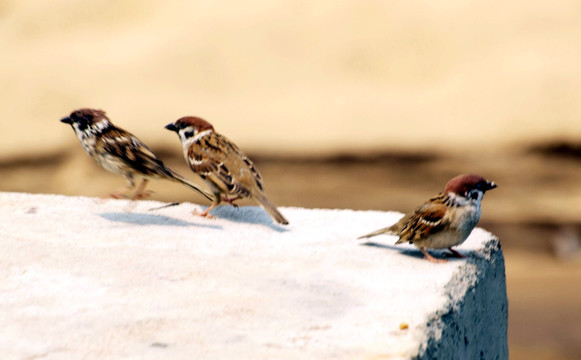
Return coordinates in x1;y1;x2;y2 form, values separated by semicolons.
60;117;72;124
485;181;497;191
165;123;177;132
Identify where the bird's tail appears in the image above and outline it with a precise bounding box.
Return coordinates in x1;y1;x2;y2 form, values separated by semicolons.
357;226;396;240
167;170;215;202
254;192;289;225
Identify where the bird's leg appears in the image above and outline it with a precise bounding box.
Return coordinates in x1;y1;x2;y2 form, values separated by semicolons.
222;195;242;209
194;204;217;218
193;197;221;219
131;179;154;200
447;248;466;258
107;180;134;199
420;247;448;263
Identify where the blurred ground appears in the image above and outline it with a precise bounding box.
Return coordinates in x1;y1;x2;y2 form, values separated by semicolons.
1;0;581;159
1;0;581;358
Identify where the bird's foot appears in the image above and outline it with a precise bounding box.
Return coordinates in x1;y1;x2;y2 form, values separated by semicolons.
131;190;154;200
420;248;448;263
193;208;215;219
107;192;129;199
222;196;241;209
446;248;466;258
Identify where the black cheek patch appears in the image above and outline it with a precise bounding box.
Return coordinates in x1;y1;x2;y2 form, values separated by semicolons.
77;120;89;131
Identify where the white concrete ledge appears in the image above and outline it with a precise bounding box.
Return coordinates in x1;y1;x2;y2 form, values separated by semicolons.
0;192;507;359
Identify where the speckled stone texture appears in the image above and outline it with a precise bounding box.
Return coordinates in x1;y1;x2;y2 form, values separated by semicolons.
0;192;508;359
417;235;508;360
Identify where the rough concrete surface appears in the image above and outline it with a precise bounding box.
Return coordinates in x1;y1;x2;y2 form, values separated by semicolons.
418;239;508;360
0;192;507;359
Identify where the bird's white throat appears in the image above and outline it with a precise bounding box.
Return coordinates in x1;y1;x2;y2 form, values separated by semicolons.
181;129;212;149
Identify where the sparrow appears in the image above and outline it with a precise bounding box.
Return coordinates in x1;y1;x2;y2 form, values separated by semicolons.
61;108;214;201
358;174;497;263
164;116;289;225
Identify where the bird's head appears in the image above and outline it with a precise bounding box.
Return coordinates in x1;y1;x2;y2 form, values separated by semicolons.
165;116;214;144
444;174;497;202
60;108;111;138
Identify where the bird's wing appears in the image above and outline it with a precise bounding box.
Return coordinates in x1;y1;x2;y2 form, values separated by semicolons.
396;195;450;244
187;133;261;197
98;127;171;178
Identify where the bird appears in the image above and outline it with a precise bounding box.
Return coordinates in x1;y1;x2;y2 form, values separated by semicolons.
358;174;497;263
164;116;289;225
60;108;214;202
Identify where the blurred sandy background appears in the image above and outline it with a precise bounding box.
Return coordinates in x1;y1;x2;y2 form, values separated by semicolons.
1;1;581;358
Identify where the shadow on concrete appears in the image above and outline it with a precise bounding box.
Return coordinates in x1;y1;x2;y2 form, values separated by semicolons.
149;202;289;232
209;206;290;233
99;212;222;229
360;241;475;262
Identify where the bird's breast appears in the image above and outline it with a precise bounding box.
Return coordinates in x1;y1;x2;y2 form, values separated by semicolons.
448;203;482;238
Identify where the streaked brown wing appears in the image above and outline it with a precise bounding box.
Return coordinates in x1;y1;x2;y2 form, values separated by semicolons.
187;133;257;197
239;154;263;191
397;195;449;243
219;133;264;191
98;127;171;178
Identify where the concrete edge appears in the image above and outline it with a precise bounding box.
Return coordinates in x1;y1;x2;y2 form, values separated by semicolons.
415;231;509;360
